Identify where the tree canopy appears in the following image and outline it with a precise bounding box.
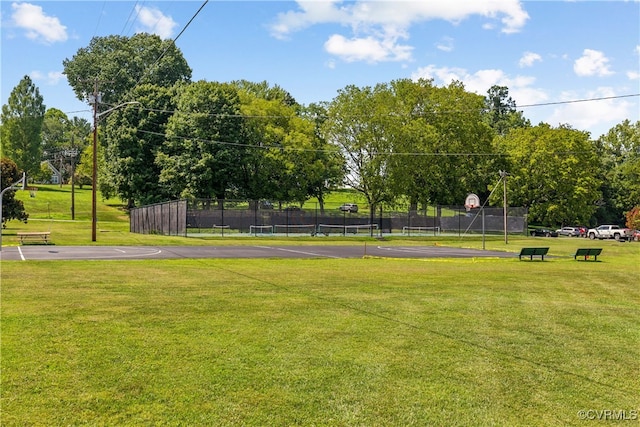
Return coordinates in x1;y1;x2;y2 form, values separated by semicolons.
1;158;29;226
63;33;192;107
496;124;601;225
1;75;46;176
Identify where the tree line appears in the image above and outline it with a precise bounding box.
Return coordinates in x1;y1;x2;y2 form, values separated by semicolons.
1;33;638;228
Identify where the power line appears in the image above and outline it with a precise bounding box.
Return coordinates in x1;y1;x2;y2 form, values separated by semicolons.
103;92;639;121
517;93;639;109
135;129;506;157
126;0;209;93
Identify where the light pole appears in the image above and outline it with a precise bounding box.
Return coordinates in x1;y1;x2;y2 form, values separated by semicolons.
89;96;140;242
0;172;27;251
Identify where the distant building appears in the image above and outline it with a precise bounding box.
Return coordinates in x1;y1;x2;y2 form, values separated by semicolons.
42;160;62;184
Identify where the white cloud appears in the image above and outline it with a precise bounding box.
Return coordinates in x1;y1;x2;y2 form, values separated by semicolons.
135;6;177;39
519;51;542;68
547;88;632;136
436;37;454;52
30;70;65;85
627;71;640;80
410;64;547;106
324;34;412;63
270;0;528;63
11;2;67;44
574;49;614;77
410;63;634;136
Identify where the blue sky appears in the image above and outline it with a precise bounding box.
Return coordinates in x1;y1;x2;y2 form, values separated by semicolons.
1;1;639;139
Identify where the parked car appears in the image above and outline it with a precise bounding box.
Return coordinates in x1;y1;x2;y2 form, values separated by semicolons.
339;203;358;213
587;225;633;241
556;226;581;237
530;228;558;237
633;230;640;241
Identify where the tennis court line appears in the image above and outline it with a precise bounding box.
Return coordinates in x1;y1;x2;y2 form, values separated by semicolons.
253;246;343;259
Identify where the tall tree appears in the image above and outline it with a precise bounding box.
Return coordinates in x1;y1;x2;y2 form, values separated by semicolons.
1;76;46;175
595;119;640;224
103;84;178;207
233;86;344;208
1;158;29;226
387;79;497;207
497;124;601;225
322;84;396;212
300;102;345;212
156;81;246;200
484;85;530;137
232;80;298;107
63;33;191;107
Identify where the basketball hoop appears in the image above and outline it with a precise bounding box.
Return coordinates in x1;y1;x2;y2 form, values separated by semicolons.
464;193;480;212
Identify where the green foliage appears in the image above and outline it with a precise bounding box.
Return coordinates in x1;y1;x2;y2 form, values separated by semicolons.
63;34;191;106
497;124;601;225
625;205;640;230
157;81;247;199
483;85;530;136
323;79;497;210
0;158;28;226
596;120;640;223
104;84;178;207
323;84;396;209
32;161;53;183
236;88;341;205
40;109;90;184
74;144;93;189
41;108;69;154
389;79;497;206
1;75;46;175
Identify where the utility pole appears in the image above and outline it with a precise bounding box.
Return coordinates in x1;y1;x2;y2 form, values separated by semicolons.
85;77;138;242
90;79;100;242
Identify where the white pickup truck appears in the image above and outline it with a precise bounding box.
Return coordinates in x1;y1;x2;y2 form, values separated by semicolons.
587;225;633;241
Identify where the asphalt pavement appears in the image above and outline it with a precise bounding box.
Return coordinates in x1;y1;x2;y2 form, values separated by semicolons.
0;244;514;261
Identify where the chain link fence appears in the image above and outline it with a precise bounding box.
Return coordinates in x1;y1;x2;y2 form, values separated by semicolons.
130;199;527;237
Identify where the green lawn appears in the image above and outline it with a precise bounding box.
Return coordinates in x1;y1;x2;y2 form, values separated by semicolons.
2;184;639;425
2;256;639;425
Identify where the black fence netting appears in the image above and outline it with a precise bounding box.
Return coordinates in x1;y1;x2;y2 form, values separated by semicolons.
130;199;527;237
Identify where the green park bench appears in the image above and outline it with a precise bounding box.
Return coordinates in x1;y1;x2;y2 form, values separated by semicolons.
574;248;602;261
518;247;549;261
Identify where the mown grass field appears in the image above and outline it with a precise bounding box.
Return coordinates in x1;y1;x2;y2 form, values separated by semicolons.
1;185;639;425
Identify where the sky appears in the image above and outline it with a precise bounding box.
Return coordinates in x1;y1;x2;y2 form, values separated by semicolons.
1;0;639;139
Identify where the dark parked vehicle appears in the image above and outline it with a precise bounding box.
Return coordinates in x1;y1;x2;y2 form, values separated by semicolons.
530;228;558;237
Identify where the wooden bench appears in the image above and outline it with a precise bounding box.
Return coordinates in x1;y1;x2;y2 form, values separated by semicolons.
17;232;51;245
518;247;549;261
574;248;602;261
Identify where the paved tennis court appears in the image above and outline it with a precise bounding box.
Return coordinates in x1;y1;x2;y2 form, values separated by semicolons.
0;245;514;261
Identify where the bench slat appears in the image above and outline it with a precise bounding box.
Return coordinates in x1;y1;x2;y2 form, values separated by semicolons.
519;247;549;261
574;248;602;261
